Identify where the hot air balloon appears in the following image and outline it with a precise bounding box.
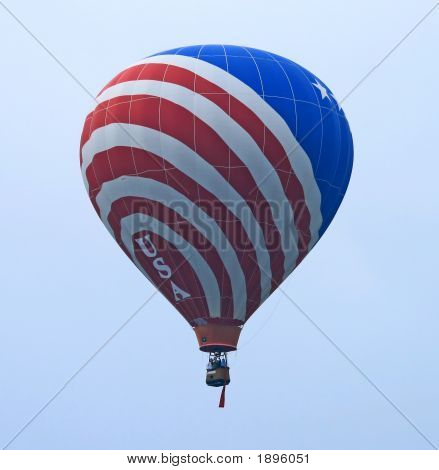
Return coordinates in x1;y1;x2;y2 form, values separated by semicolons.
80;45;353;406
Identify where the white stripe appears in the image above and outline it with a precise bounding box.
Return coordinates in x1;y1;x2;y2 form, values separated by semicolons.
129;54;323;250
95;80;299;275
81;124;271;301
120;213;221;317
95;176;247;320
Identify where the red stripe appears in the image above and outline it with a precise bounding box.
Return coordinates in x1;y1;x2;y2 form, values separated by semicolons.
98;62;312;259
86;197;209;321
85;94;284;290
136;230;209;323
87;146;261;319
80;113;93;166
107;195;234;320
134;229;211;323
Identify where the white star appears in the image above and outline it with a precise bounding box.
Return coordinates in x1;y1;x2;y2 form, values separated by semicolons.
312;80;330;101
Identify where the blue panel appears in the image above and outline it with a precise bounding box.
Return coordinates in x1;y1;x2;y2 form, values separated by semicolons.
198;44;226;56
150;45;354;239
222;45;252;58
181;45;206;57
244;47;275;60
226;55;263;96
255;57;293;99
265;96;297;138
198;53;229;70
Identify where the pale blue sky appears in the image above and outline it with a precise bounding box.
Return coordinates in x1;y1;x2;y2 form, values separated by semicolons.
1;0;438;450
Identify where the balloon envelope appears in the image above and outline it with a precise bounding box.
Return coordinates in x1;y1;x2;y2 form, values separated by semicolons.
80;45;353;351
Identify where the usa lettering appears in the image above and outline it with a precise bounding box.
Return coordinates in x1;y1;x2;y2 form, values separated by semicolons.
135;234;191;303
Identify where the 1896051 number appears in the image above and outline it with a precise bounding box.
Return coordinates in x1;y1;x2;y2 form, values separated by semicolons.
257;454;309;464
